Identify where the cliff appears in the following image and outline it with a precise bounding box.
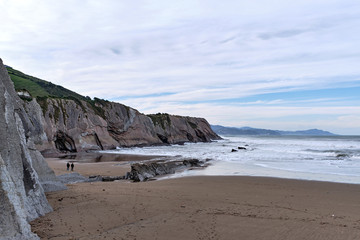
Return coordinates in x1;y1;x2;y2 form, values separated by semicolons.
0;59;65;239
32;98;220;154
0;59;219;238
7;67;220;154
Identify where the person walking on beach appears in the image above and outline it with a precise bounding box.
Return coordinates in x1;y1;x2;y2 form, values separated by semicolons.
71;163;74;171
67;162;70;171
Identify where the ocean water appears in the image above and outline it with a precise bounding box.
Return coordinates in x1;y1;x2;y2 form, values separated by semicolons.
102;135;360;184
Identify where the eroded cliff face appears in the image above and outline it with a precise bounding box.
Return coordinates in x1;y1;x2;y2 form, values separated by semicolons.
0;59;65;239
0;56;219;238
149;114;220;144
30;97;221;154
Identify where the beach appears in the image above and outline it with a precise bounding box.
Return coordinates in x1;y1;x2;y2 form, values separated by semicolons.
30;157;360;240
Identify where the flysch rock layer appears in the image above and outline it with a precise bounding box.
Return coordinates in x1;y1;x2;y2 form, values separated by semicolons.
4;61;220;154
0;55;219;238
0;58;65;240
32;91;221;154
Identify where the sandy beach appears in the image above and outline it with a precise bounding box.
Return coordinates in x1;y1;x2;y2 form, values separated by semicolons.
31;158;360;240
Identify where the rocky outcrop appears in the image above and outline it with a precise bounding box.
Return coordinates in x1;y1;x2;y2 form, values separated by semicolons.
148;113;220;144
127;159;204;182
28;97;221;154
0;58;65;239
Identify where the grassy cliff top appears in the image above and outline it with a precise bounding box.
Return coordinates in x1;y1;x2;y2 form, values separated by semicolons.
6;66;88;101
5;66;111;118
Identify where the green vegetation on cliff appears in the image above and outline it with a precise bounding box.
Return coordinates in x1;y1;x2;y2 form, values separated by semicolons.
147;113;171;129
6;67;87;100
188;121;198;129
6;66;109;119
9;72;49;97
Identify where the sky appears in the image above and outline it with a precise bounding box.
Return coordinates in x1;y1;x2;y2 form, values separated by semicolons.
1;0;360;135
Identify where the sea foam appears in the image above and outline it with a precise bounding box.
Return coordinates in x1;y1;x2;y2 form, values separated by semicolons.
102;135;360;184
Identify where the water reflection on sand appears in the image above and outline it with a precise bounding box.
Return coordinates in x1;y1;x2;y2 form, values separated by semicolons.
43;152;167;163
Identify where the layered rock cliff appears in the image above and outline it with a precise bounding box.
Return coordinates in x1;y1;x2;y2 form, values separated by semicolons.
0;59;65;239
1;57;221;238
22;94;220;154
7;65;220;154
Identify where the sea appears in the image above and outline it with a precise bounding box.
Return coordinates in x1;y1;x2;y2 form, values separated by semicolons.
102;135;360;184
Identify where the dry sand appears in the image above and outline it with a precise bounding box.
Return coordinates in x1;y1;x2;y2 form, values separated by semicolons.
31;158;360;240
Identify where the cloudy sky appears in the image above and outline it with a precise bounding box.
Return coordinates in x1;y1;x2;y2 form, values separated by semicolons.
1;0;360;134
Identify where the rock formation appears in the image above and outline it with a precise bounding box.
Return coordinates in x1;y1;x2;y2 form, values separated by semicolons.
0;56;220;238
7;65;221;154
30;97;221;154
0;58;65;239
127;159;204;182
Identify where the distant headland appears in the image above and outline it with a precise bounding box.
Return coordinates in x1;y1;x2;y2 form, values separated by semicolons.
211;125;336;136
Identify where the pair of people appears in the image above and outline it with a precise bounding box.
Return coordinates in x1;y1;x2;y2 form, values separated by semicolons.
66;162;74;171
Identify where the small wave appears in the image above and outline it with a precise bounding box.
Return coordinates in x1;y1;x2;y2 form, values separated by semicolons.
98;136;360;184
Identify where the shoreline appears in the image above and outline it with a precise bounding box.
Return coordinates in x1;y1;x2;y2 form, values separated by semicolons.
45;153;168;177
31;157;360;240
86;135;360;186
47;153;360;185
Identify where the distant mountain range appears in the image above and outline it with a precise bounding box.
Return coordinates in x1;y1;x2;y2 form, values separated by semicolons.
211;125;336;136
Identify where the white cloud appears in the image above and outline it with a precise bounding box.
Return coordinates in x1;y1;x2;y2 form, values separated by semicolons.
1;0;360;134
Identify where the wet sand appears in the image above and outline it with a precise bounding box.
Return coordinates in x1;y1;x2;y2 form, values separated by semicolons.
46;153;166;177
31;158;360;240
46;158;131;177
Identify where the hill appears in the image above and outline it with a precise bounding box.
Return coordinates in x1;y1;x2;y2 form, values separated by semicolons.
211;125;336;136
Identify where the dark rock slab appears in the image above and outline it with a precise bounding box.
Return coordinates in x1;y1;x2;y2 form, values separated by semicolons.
102;176;124;182
127;159;206;182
